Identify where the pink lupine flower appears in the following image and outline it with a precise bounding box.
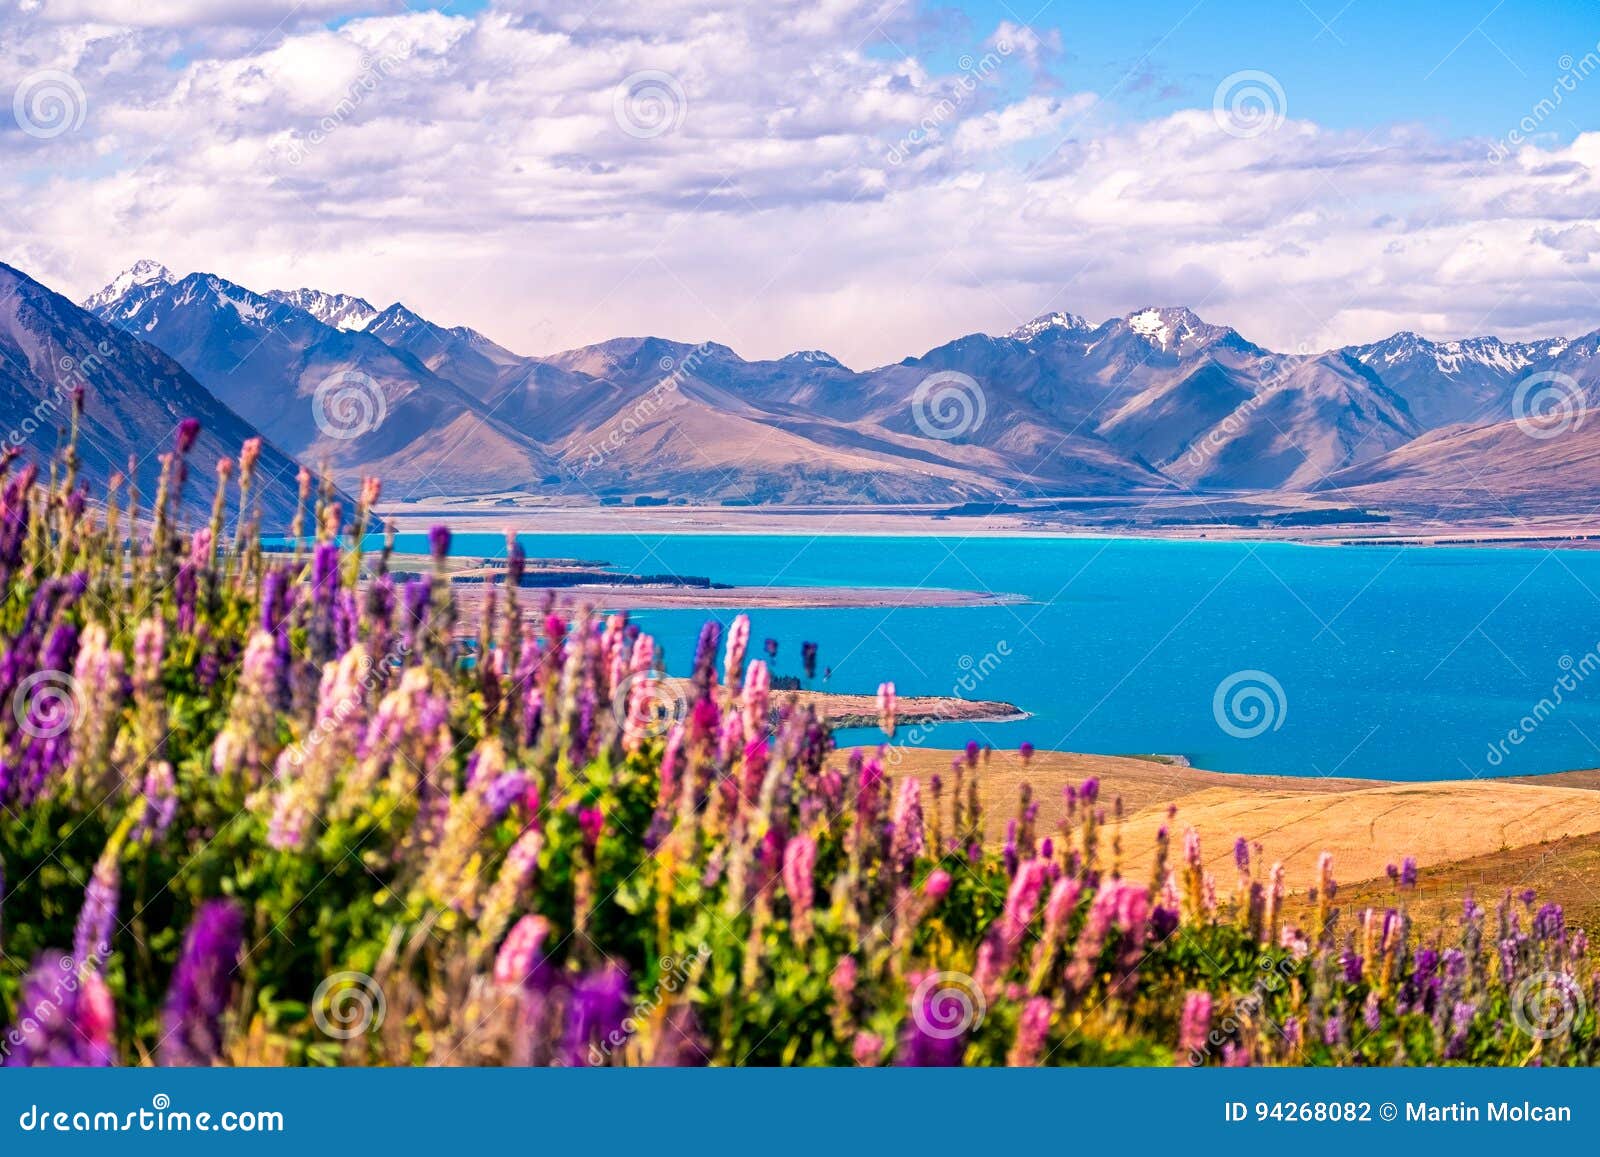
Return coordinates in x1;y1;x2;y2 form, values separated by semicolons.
922;870;952;903
1007;997;1053;1066
494;915;553;987
876;681;896;737
783;835;818;942
741;659;771;736
851;1031;883;1066
1177;990;1212;1058
723;613;750;692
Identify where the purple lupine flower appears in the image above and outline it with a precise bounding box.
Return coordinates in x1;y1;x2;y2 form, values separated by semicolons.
312;542;339;606
800;641;818;681
1019;741;1034;764
1322;1012;1345;1047
1443;1001;1475;1060
428;525;452;562
3;954;115;1067
1364;992;1382;1033
1340;951;1363;985
898;977;971;1067
1400;856;1418;888
505;536;526;586
72;853;119;971
484;771;530;821
1233;837;1250;872
160;900;244;1066
564;964;630;1066
763;637;778;659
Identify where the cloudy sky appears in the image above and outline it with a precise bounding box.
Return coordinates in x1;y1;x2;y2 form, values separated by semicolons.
3;0;1600;367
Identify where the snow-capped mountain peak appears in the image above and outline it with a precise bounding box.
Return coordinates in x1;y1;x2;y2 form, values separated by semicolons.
1123;306;1212;351
780;349;845;368
1007;311;1091;342
1350;331;1569;377
265;287;379;332
82;259;177;315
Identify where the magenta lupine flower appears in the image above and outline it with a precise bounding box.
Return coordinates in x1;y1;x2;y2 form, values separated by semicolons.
763;637;778;659
577;807;604;851
1008;998;1052;1066
922;870;952;903
428;524;452;562
3;954;115;1066
1177;991;1212;1057
160;899;244;1066
723;613;750;691
830;956;858;1009
964;740;980;769
1019;741;1034;764
175;417;201;455
876;681;896;737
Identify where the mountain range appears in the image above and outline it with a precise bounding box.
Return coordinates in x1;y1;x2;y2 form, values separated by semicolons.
4;256;1598;519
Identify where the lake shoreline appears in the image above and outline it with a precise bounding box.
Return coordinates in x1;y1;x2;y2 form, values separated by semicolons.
379;501;1600;550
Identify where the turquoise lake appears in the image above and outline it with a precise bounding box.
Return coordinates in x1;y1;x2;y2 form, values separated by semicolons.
391;532;1600;781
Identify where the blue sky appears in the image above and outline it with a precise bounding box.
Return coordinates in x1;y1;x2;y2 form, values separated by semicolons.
927;0;1600;139
5;0;1600;364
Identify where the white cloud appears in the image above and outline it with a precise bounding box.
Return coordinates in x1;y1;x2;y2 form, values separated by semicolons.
2;0;1599;369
